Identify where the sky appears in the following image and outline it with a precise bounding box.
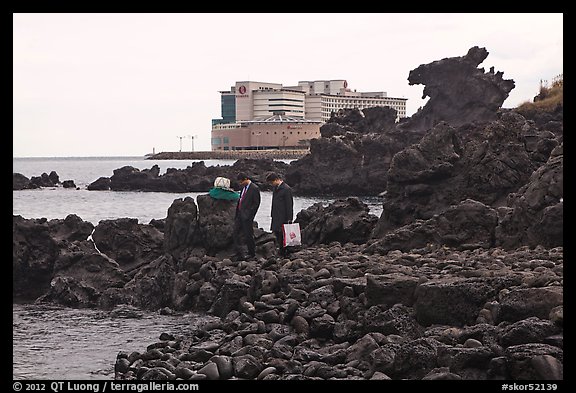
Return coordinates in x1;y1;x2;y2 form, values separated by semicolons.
13;13;563;157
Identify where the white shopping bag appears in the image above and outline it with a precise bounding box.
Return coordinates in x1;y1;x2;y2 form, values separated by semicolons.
282;223;302;247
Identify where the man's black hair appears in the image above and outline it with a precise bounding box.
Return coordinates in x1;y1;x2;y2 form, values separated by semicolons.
237;172;249;181
266;172;280;182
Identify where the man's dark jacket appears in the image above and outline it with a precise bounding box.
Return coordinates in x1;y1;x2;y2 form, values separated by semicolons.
236;181;261;221
270;181;294;231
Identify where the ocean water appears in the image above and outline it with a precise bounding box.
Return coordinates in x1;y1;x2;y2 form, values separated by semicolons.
12;303;210;380
12;156;383;379
13;156;383;231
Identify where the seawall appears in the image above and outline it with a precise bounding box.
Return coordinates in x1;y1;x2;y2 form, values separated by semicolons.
146;149;308;160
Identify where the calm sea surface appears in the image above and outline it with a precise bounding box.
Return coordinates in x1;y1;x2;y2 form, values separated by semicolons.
12;156;383;379
13;156;383;231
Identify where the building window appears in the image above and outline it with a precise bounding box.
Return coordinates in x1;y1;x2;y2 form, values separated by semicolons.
223;137;229;144
211;138;221;145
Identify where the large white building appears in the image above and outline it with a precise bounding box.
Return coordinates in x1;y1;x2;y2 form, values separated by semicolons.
211;79;407;150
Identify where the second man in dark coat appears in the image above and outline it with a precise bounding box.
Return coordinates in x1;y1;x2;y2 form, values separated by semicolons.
233;172;261;260
266;172;294;257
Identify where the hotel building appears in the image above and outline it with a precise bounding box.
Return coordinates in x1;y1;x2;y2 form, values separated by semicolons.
211;79;407;151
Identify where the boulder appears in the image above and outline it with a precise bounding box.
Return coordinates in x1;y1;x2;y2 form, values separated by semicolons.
296;198;378;246
92;218;164;276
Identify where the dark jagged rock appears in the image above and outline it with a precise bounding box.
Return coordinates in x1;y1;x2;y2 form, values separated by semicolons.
13;214;94;300
398;46;515;133
499;287;563;323
13;173;35;190
295;198;378;245
14;171;70;190
90;159;288;193
504;344;563;380
196;194;236;255
92;218;164;276
30;171;60;188
99;254;177;311
321;106;399;137
495;143;563;249
413;276;520;327
286;112;422;196
366;199;498;255
36;241;128;308
87;176;111;190
163;197;199;260
62;180;76;188
373;114;540;238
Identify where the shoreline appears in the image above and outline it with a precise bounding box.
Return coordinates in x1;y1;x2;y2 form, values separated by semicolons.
146;150;309;160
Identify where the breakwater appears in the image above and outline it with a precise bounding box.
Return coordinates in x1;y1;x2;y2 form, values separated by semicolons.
146;150;308;160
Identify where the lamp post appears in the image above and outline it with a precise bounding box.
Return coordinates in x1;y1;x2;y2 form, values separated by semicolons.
254;132;262;150
188;135;198;152
177;136;185;152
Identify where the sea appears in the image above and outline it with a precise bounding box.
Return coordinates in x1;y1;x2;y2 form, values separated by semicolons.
12;156;384;380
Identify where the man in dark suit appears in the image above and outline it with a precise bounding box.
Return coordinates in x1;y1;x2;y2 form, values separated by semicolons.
233;172;261;260
266;172;294;257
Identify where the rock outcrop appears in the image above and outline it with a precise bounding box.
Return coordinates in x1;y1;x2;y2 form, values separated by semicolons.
13;214;94;300
88;159;289;193
495;143;563;249
398;46;515;133
13;171;76;190
285;112;422;196
296;198;378;246
372;111;561;244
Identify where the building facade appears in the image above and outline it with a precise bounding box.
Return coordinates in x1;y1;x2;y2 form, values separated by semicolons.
211;79;407;151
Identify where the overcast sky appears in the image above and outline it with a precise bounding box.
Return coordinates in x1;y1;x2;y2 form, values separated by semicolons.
13;13;563;157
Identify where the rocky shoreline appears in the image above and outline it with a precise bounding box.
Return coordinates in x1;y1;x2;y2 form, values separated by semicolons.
13;192;563;380
12;46;563;381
